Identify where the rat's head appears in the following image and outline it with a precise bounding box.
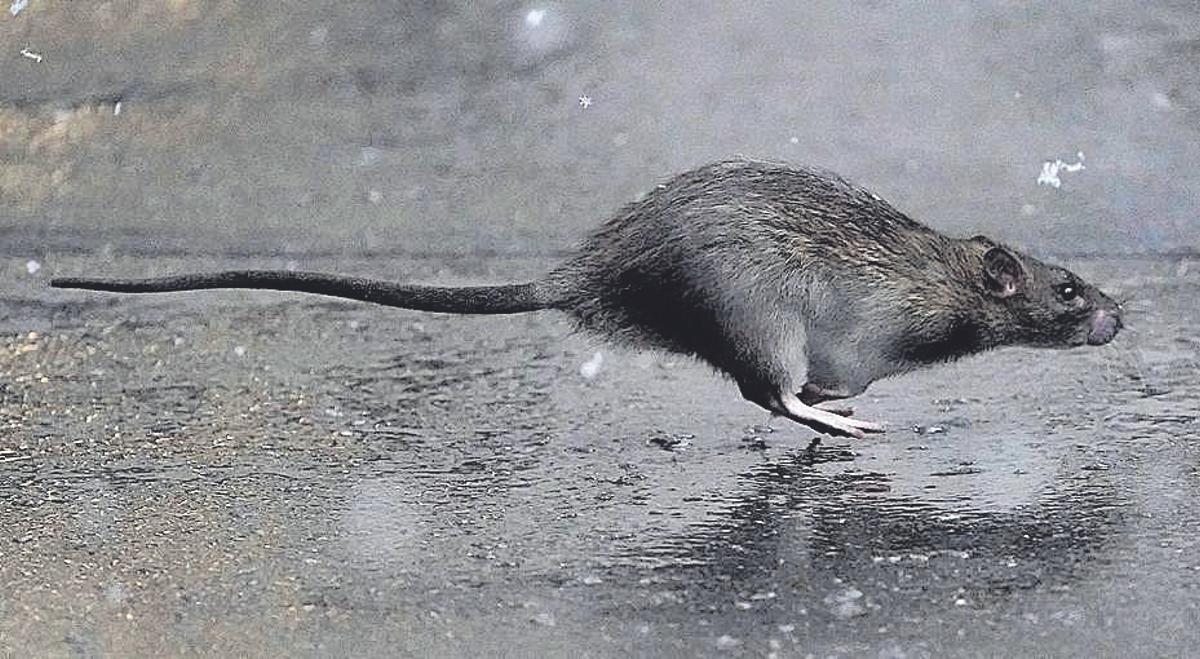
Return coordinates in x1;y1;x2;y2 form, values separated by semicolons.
972;237;1122;348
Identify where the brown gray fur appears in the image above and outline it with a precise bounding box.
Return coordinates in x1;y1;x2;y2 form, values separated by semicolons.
51;158;1123;438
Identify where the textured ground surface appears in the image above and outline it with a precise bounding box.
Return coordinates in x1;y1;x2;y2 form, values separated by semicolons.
2;254;1197;657
3;1;1199;656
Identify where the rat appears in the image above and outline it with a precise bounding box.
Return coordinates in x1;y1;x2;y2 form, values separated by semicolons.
51;158;1123;438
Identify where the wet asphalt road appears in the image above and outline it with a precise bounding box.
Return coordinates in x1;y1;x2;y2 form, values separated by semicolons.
2;254;1197;657
4;1;1200;656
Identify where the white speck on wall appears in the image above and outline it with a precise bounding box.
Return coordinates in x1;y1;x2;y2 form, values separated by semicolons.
579;351;604;379
578;95;592;108
789;136;799;144
358;146;381;167
516;4;572;58
113;101;122;116
9;0;27;17
24;259;41;275
1151;92;1171;109
1036;152;1085;189
233;345;247;357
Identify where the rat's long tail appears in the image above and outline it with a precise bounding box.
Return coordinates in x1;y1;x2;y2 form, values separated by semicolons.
50;270;561;314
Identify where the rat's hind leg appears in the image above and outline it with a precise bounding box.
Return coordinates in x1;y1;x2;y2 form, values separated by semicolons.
738;379;884;439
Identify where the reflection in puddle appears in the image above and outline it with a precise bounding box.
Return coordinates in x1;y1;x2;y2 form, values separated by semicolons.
340;476;430;570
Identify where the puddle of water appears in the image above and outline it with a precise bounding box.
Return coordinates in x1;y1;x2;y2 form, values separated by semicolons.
2;255;1198;656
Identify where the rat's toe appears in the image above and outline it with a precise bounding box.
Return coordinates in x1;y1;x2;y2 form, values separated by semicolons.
845;418;885;433
810;415;868;439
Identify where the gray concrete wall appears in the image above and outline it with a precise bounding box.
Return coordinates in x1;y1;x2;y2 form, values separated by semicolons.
3;1;1197;256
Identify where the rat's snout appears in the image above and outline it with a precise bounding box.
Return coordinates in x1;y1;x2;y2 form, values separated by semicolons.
1086;306;1121;345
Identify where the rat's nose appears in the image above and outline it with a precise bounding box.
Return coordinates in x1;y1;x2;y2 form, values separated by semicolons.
1087;308;1120;345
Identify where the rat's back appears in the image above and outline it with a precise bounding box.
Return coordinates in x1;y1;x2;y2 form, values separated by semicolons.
552;158;954;356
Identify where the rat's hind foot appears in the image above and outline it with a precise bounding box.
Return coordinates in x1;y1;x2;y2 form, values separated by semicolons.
780;394;884;438
739;380;884;438
767;393;883;438
815;403;855;417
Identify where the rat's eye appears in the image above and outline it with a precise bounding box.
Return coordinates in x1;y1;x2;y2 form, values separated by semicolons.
1056;283;1079;302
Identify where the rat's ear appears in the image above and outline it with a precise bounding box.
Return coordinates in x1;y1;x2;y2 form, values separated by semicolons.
983;246;1024;298
970;234;996;247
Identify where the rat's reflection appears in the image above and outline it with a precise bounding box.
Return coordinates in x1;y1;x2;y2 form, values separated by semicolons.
606;441;1125;616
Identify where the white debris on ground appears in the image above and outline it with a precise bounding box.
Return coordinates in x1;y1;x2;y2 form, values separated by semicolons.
579;351;604;379
9;0;27;17
715;635;740;650
1037;152;1086;189
578;95;592;108
233;345;247;357
19;48;43;63
825;587;867;618
24;259;41;275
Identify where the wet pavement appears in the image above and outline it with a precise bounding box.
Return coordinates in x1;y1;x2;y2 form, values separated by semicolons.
4;1;1200;656
2;253;1197;657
